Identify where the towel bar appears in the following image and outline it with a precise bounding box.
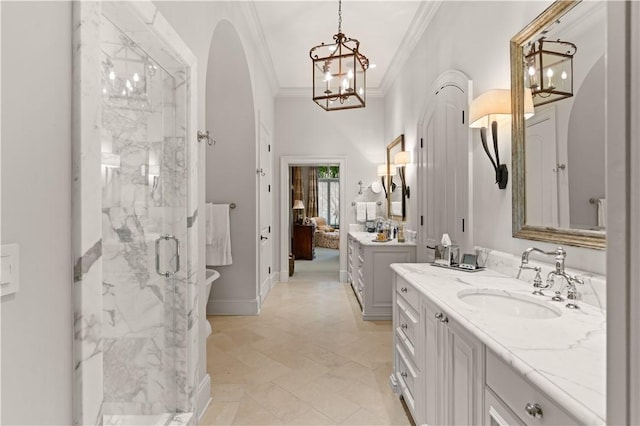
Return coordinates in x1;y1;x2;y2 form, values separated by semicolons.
351;201;382;206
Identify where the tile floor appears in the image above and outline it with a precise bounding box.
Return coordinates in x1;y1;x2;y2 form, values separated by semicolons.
199;271;410;425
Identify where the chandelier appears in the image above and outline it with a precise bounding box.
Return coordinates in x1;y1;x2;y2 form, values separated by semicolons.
524;38;577;107
309;0;369;111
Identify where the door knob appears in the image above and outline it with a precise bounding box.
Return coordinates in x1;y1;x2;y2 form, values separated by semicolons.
260;235;268;241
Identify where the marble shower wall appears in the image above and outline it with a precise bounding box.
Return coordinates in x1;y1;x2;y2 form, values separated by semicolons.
73;2;199;424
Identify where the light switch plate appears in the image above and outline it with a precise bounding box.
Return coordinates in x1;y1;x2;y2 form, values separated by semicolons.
1;244;20;297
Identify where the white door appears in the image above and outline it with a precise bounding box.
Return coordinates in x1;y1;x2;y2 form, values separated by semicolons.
419;78;470;260
258;121;273;304
525;108;565;228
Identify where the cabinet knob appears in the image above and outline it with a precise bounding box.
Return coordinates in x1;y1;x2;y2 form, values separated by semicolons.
401;323;408;330
400;287;408;293
400;372;408;378
525;403;543;419
434;312;443;320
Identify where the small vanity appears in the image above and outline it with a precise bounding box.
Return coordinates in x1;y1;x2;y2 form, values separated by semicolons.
390;262;605;425
347;231;416;320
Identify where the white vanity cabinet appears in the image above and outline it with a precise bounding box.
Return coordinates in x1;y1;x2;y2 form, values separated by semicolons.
390;265;581;426
421;292;484;426
484;350;579;426
391;265;590;426
393;274;483;426
348;232;416;320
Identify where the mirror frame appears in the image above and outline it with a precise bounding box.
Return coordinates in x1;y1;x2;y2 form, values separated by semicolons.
510;0;605;250
387;134;405;221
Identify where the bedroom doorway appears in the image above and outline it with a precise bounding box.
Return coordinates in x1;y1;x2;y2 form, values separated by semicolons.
290;165;340;281
279;156;347;283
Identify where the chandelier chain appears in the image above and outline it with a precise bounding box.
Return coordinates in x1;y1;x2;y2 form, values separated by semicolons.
338;0;342;34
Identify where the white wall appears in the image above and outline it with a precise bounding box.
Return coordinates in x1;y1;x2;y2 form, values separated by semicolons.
1;2;73;424
155;1;277;412
274;97;386;275
384;1;606;274
205;20;257;306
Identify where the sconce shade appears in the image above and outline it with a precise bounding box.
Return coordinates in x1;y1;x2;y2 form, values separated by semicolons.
394;151;411;166
469;88;534;128
292;200;305;210
377;164;396;176
525;39;576;107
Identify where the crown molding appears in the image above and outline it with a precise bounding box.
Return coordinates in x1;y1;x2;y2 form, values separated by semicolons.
379;0;442;94
276;87;385;99
240;1;280;95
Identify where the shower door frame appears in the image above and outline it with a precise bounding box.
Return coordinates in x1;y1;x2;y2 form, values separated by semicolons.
71;2;199;424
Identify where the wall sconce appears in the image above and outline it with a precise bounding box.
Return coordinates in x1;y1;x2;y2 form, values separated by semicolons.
469;89;534;189
377;164;396;199
292;199;305;223
525;39;576;107
393;151;411;199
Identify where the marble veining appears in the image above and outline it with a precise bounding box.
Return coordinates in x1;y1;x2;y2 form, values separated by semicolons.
391;263;606;425
74;239;103;282
186;208;197;228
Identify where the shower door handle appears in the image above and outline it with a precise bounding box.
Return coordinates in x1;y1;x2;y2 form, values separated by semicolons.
155;234;180;277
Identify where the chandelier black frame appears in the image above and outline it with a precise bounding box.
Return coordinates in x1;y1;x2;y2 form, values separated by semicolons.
309;0;369;111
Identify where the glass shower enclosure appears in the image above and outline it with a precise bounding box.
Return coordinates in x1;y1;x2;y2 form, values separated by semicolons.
72;2;199;425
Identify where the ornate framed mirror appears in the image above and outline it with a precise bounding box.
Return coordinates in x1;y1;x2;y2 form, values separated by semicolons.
386;134;405;221
511;0;606;249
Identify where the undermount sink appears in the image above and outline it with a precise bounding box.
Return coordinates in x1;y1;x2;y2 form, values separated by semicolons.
457;289;562;319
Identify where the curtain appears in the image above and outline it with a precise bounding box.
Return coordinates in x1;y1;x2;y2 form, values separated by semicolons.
292;166;304;206
307;167;318;217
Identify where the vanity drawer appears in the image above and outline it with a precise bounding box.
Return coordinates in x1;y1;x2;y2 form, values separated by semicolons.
395;343;418;415
486;350;579;425
396;276;419;312
396;297;418;356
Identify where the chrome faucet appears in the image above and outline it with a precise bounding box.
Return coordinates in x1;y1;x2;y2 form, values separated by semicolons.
517;247;552;295
518;246;584;309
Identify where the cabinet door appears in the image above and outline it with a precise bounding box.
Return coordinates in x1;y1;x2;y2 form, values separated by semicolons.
485;387;526;426
443;317;484;426
422;298;443;426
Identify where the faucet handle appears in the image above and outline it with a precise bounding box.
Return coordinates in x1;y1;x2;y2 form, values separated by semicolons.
572;275;585;285
530;268;547;296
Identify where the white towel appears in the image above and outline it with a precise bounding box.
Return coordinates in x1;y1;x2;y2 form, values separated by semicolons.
366;202;377;220
205;204;233;266
356;202;367;223
205;203;215;245
391;201;402;217
597;198;607;228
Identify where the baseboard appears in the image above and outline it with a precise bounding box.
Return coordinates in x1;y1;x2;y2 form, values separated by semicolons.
197;374;212;422
260;279;271;304
207;298;259;315
340;269;348;283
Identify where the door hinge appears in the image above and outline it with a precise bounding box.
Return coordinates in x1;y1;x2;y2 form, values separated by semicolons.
268;144;271;152
420;138;424;148
268;184;271;192
420;215;424;226
462;218;465;232
268;266;271;274
462;110;465;124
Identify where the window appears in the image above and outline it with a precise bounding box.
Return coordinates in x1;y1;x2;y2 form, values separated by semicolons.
318;166;340;227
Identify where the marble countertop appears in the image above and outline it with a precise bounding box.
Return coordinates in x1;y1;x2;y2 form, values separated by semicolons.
348;231;417;247
391;263;606;425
